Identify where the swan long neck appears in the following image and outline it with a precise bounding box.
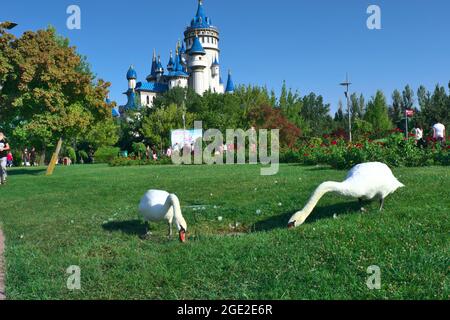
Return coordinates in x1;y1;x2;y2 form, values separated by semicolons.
290;182;343;225
169;194;187;232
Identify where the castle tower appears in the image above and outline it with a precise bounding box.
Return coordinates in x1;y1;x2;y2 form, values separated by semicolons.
125;65;137;110
188;36;207;94
127;65;137;90
185;0;223;94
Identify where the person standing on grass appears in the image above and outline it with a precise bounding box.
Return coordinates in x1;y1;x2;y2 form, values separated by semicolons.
22;147;28;166
432;121;446;145
0;132;11;185
30;147;36;166
412;125;424;148
6;152;13;167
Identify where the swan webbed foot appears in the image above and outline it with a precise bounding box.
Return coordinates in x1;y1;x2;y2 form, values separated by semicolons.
359;198;367;212
140;231;153;240
379;198;385;211
140;222;152;240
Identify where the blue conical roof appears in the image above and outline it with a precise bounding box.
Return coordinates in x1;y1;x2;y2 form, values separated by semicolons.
155;55;164;74
190;0;211;28
212;57;219;66
189;36;206;55
180;41;186;54
126;65;137;80
148;50;158;77
168;51;189;78
167;51;174;71
225;70;235;93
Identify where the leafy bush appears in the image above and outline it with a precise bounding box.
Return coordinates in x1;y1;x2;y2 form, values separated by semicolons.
281;133;449;169
109;156;172;167
132;142;147;160
12;150;23;167
78;150;89;162
65;147;77;163
94;146;120;163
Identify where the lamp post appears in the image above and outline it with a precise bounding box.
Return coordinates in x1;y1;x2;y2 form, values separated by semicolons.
340;73;352;143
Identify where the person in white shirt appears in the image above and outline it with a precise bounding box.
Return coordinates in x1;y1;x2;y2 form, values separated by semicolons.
432;121;446;144
412;125;424;147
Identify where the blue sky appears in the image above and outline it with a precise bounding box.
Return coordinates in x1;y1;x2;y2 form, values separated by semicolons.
3;0;450;114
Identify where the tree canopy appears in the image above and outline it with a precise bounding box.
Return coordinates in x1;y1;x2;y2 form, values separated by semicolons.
0;24;116;162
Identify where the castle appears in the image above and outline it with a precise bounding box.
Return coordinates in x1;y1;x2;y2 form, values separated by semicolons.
117;0;235;115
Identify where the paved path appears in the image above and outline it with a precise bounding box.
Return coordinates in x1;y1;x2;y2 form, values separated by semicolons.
0;228;5;300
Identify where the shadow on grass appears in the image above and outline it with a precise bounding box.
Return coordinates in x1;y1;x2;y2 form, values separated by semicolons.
8;168;46;176
102;219;145;236
253;200;368;232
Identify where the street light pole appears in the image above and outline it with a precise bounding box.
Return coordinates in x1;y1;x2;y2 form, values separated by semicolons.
340;73;352;143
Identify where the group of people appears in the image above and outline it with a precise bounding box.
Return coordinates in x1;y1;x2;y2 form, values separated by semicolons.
22;147;37;167
145;145;159;161
412;121;446;147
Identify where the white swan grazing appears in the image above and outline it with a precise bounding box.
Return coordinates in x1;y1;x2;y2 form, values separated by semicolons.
288;162;404;228
139;190;188;242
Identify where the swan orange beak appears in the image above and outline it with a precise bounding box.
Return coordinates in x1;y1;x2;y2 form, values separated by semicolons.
179;229;186;243
287;221;296;229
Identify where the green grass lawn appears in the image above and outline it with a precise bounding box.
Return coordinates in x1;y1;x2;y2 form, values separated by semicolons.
0;164;448;300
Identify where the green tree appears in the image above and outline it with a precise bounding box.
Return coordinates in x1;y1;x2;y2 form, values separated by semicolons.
0;25;111;172
364;90;392;134
84;118;119;149
389;89;403;127
350;93;364;120
141;103;194;151
300;93;333;137
334;100;345;129
402;85;415;110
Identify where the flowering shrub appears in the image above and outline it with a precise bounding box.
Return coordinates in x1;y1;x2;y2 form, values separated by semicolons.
281;133;449;169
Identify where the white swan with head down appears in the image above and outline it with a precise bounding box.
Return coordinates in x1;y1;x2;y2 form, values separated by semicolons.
288;162;404;228
139;190;187;242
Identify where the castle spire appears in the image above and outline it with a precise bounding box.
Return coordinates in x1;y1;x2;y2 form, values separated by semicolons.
167;50;174;71
225;69;235;93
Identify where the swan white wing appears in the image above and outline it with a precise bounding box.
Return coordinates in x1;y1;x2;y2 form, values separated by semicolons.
139;190;172;221
343;162;404;199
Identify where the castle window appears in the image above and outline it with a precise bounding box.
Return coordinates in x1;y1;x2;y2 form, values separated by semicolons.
146;96;150;105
